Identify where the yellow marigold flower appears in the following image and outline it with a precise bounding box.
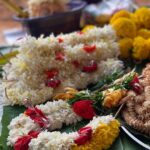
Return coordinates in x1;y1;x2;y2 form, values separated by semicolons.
103;89;127;108
111;18;136;38
53;87;78;100
72;120;120;150
110;10;131;24
130;14;142;30
134;7;150;29
137;29;150;39
119;38;133;58
82;25;95;33
132;36;150;60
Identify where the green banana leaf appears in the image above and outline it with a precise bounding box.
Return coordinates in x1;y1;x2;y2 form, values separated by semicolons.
0;105;145;150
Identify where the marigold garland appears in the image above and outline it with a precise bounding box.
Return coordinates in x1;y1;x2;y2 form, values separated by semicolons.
72;120;120;150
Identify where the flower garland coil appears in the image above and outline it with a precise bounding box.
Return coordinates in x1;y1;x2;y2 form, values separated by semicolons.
2;25;123;105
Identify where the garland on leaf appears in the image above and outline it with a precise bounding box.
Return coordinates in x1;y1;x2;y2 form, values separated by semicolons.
9;115;120;150
7;70;142;150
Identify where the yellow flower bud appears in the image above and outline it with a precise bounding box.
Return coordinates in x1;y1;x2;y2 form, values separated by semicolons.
103;89;127;108
53;87;78;100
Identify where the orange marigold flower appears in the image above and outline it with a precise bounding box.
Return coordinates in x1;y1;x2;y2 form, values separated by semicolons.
103;89;127;108
53;87;78;100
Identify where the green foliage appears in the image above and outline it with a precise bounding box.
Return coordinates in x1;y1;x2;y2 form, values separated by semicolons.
90;70;124;91
67;90;92;105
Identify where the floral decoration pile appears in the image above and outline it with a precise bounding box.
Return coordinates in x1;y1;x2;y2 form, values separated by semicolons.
7;69;143;150
2;25;123;105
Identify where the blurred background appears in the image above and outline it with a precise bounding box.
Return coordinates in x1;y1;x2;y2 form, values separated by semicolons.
0;0;150;45
0;0;26;44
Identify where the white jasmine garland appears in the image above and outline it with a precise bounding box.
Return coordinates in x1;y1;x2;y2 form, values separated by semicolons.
7;114;39;146
28;115;115;150
7;100;81;146
3;26;123;105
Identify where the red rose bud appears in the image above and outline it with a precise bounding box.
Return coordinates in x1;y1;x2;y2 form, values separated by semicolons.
131;83;142;94
83;45;96;53
75;127;92;145
129;76;142;94
82;61;97;73
58;37;64;43
72;100;96;119
14;131;40;150
55;52;65;61
44;69;59;79
46;78;61;88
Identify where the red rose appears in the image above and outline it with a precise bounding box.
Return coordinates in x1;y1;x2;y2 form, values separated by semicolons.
72;100;96;119
75;126;92;145
83;45;96;53
14;131;40;150
129;76;142;94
